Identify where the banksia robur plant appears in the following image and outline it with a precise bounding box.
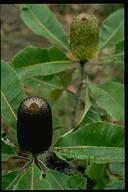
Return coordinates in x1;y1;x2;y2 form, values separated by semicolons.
17;96;52;156
70;13;99;62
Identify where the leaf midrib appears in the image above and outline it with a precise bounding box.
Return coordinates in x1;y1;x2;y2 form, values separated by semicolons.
26;6;69;51
16;60;71;71
47;171;64;190
1;90;17;120
100;20;123;49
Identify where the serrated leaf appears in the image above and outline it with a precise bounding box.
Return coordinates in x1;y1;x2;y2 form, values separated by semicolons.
11;46;73;79
21;4;69;51
54;122;124;147
1;62;25;129
90;82;124;120
55;146;124;163
99;9;124;49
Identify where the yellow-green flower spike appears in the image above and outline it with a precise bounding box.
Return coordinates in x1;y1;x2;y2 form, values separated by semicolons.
70;13;99;62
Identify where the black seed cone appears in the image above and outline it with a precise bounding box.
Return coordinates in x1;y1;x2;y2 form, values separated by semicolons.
17;96;52;155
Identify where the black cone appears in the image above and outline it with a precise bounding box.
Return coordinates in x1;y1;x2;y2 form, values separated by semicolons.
17;96;52;155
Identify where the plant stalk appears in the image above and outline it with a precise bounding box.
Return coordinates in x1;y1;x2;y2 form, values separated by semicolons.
72;60;87;128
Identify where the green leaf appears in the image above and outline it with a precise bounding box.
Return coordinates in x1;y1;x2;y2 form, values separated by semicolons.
11;46;68;69
17;60;72;79
1;62;25;129
46;168;87;190
105;180;125;189
75;85;91;129
115;40;124;54
54;122;124;147
9;164;86;190
13;162;47;190
99;41;124;64
99;9;124;49
24;75;64;90
21;4;69;51
2;171;19;190
79;97;101;127
11;46;73;79
1;140;16;161
61;84;91;136
90;82;124;120
85;163;109;189
55;146;124;163
109;162;125;178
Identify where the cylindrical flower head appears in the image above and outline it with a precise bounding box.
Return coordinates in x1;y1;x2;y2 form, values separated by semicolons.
17;96;52;155
70;13;99;61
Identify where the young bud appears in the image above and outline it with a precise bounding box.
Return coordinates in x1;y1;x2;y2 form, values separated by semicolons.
70;13;99;61
17;96;52;155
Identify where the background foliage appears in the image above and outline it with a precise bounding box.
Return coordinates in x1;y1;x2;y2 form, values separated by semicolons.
1;4;124;190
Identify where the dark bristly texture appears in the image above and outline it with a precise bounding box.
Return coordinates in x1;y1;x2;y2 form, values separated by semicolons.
42;151;77;176
17;96;52;155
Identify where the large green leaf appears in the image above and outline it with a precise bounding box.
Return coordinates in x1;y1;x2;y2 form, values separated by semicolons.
2;171;19;190
17;60;73;79
85;163;109;189
55;146;124;163
1;140;16;161
54;122;124;147
11;46;73;79
1;62;25;129
11;46;68;68
12;162;48;190
5;162;86;190
21;4;69;51
46;168;87;190
99;9;124;49
24;75;64;90
90;82;124;120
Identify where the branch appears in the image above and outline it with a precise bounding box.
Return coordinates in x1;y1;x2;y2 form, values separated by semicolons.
71;60;87;128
